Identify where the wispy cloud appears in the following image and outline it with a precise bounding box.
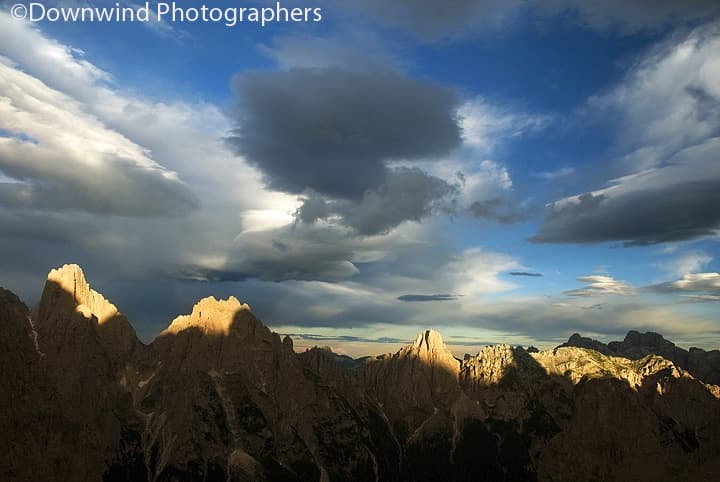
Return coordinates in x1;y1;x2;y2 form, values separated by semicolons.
535;167;575;180
458;97;551;153
509;271;543;277
397;294;459;302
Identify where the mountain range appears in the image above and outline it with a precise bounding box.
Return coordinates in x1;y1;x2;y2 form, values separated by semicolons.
2;264;720;481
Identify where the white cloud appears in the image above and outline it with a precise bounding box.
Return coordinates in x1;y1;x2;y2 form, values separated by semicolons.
458;96;550;153
0;58;197;216
459;160;513;203
589;21;720;170
564;275;637;297
446;247;520;297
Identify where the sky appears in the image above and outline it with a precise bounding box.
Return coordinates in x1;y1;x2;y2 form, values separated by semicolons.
1;0;719;356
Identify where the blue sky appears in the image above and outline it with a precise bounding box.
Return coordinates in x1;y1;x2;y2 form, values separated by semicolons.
1;0;719;356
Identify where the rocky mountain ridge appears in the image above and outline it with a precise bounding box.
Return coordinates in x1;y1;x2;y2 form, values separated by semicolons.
2;264;720;481
561;330;720;385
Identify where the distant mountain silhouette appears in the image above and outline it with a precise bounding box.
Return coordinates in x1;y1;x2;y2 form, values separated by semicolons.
1;264;720;481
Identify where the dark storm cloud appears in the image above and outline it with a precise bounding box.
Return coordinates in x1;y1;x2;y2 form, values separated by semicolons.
509;271;543;277
226;67;461;200
295;167;457;235
532;180;720;246
294;193;333;225
397;294;459;302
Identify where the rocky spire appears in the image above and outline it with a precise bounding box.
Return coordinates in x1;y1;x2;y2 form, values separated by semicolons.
35;263;140;361
39;263;120;324
403;329;459;371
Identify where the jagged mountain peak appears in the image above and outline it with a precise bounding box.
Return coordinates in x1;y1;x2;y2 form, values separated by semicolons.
42;263;119;324
163;295;252;336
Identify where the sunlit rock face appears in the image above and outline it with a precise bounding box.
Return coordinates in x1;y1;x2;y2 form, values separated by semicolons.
562;330;720;385
1;264;720;481
37;263;141;359
162;295;252;336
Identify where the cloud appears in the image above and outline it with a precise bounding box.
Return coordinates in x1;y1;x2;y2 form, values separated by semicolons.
533;171;720;245
181;217;522;302
441;159;529;224
0;59;198;216
658;251;713;279
258;32;404;71
467;197;528;223
226;69;541;234
458;97;551;153
0;12;300;279
681;294;720;302
280;332;408;344
330;0;720;41
397;294;459;302
244;276;718;348
226;67;461;200
564;275;637;297
445;247;521;297
543;0;720;34
535;167;576;180
648;272;720;298
183;223;389;282
534;23;720;246
509;271;543;277
332;0;520;41
295;166;457;235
